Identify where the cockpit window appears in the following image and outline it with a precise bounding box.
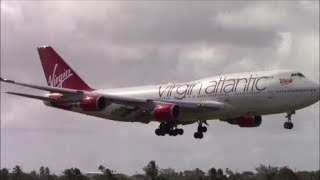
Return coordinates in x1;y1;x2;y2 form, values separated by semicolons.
291;73;305;78
297;73;305;77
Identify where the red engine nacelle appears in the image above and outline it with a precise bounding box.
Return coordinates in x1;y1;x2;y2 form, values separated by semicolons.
80;95;107;111
45;93;107;111
225;115;262;127
153;103;180;122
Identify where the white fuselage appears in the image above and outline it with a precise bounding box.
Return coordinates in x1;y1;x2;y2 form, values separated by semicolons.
67;70;319;124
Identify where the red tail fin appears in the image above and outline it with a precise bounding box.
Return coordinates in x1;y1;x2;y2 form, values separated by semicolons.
37;46;93;91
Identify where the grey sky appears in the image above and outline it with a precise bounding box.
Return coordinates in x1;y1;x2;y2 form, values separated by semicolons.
1;1;319;175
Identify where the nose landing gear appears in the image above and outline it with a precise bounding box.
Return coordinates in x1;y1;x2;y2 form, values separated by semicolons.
284;111;295;129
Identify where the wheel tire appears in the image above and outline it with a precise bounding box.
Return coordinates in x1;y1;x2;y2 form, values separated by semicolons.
168;130;175;136
160;130;166;136
284;122;290;129
194;132;203;139
177;129;184;135
172;130;178;136
201;126;207;133
155;129;162;136
194;132;199;139
198;132;203;139
289;122;294;129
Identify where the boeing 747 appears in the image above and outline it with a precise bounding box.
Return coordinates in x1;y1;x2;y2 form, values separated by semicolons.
1;46;319;139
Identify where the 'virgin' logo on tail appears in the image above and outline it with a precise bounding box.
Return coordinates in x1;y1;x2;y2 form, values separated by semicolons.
48;64;73;88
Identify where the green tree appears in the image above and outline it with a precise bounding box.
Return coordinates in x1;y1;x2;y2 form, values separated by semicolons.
208;168;217;180
143;160;159;179
44;167;50;175
279;166;297;180
159;168;178;179
12;165;24;178
255;164;279;180
225;168;241;180
183;168;205;180
1;168;10;180
216;168;226;180
240;171;255;179
28;170;39;179
62;168;88;180
295;170;319;180
39;166;45;177
98;165;105;172
97;165;115;180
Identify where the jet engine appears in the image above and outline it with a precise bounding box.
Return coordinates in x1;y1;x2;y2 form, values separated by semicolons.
224;115;262;127
153;103;180;121
80;95;107;111
45;93;107;111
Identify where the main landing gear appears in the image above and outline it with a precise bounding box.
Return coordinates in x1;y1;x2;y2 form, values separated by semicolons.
284;111;295;129
194;121;208;139
155;122;184;136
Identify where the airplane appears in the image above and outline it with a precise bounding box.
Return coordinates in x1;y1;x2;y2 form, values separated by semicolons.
1;46;319;139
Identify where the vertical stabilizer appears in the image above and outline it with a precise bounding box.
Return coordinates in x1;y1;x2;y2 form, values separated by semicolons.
37;46;93;91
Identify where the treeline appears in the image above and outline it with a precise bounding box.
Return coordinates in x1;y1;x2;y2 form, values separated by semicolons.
1;161;319;180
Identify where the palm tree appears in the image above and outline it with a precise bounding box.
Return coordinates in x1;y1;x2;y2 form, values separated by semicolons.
12;165;23;177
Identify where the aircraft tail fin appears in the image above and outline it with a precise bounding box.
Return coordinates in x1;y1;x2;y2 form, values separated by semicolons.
37;46;93;91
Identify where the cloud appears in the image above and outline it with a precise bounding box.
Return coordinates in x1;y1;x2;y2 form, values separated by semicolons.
213;2;288;29
1;0;319;175
276;32;292;57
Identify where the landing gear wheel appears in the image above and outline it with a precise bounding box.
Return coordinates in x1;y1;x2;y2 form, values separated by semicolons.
201;126;207;133
194;132;203;139
156;122;184;137
284;111;295;129
155;129;165;136
289;123;293;129
176;129;184;135
155;129;161;136
197;126;207;133
194;120;208;139
169;130;178;136
284;122;293;129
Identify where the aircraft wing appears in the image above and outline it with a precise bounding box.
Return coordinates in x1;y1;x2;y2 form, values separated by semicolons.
1;77;82;95
5;91;72;103
1;77;226;111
